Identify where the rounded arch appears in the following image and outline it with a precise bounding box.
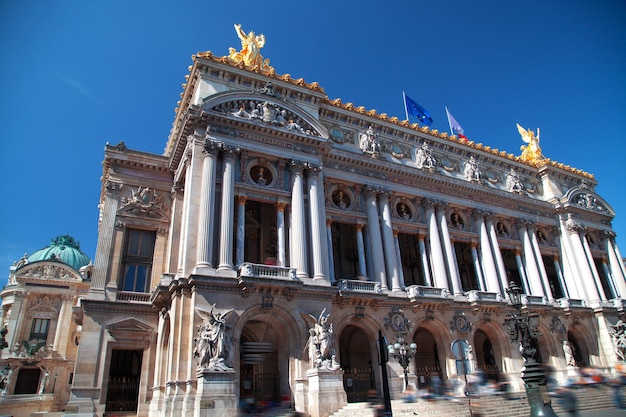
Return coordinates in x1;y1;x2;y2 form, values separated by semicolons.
234;305;305;403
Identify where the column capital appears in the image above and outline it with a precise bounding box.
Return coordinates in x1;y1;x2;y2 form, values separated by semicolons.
601;229;617;239
303;162;322;175
104;180;124;196
289;159;304;173
220;144;240;159
276;201;287;211
202;139;221;156
238;195;247;205
363;185;379;199
516;218;534;228
565;219;584;234
355;223;364;232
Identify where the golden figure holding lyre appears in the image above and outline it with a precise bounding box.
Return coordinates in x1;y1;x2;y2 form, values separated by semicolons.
517;123;544;163
228;24;272;70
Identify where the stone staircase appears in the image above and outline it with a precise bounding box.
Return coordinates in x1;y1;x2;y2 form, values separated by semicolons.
328;385;624;417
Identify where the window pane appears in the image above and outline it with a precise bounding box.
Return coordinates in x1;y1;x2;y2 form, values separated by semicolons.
123;265;137;291
127;230;141;256
139;232;156;257
135;266;148;292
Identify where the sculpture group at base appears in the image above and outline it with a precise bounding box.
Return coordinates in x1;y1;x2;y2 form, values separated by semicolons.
194;305;235;372
303;309;340;371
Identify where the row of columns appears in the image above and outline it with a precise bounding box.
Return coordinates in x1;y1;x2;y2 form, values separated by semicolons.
174;133;626;304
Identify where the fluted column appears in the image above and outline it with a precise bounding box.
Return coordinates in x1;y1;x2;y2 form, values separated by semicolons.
436;205;462;295
92;180;123;293
565;218;601;303
379;193;402;292
217;145;239;271
424;201;448;291
517;221;545;298
553;256;569;298
581;231;607;301
356;223;368;279
418;233;433;287
605;232;626;297
235;195;247;267
196;141;218;269
166;184;183;272
486;216;508;294
290;161;308;279
276;202;286;267
393;230;406;290
601;259;618;299
475;211;500;294
306;164;325;281
528;225;554;302
470;242;486;291
515;248;531;295
365;187;387;289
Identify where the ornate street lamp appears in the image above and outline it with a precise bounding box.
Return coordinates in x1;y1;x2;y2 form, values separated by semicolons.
387;334;417;389
504;282;558;417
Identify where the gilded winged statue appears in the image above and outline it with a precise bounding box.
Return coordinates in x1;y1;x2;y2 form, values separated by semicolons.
228;24;272;71
517;123;544;163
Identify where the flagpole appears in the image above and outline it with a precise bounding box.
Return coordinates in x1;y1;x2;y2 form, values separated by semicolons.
445;106;454;137
403;91;409;122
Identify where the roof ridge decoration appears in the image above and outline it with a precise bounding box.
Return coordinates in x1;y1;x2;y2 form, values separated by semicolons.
188;29;593;179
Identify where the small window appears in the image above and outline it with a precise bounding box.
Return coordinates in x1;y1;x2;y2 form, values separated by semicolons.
121;229;156;293
30;318;50;342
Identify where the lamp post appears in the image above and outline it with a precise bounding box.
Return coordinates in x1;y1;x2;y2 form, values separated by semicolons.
504;282;558;417
387;334;417;389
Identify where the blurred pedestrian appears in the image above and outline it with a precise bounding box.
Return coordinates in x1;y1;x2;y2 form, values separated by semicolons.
555;386;579;417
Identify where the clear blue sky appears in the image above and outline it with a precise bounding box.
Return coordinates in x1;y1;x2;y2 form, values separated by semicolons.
1;1;625;284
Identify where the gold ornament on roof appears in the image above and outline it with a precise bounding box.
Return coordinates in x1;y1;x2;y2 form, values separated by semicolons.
228;24;273;71
517;123;544;163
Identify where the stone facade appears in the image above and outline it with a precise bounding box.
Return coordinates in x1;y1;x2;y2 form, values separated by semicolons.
2;32;626;417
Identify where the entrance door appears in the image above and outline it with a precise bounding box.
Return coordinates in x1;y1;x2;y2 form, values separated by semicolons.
106;349;143;412
240;322;282;404
339;325;374;402
14;368;41;394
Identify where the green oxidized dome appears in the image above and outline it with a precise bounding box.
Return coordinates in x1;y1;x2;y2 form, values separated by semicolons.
28;235;91;270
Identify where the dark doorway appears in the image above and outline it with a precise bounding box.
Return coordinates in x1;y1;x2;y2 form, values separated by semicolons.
339;325;374;402
106;349;143;412
14;368;41;394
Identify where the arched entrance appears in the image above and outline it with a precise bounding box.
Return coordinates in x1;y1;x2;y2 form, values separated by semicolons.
239;316;288;404
339;325;375;402
413;328;443;389
474;329;499;381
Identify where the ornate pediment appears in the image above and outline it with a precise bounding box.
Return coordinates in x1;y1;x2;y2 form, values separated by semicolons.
107;317;154;347
19;262;82;281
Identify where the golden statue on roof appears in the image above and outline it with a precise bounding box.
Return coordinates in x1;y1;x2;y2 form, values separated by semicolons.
228;24;272;71
517;123;544;163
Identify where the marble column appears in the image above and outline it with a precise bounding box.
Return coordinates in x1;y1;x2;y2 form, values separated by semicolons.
601;259;618;299
605;232;626;297
277;202;286;267
355;223;368;279
424;201;448;291
517;221;545;298
365;187;387;289
515;249;531;295
217;146;238;271
92;180;123;294
326;219;336;282
475;212;500;294
417;234;433;287
393;230;406;290
553;256;570;299
166;184;183;272
290;161;308;279
436;205;462;295
307;165;326;282
196;141;218;269
581;232;607;301
52;294;74;354
235;195;247;267
379;193;402;292
565;218;601;303
471;242;486;291
486;216;508;295
528;225;554;302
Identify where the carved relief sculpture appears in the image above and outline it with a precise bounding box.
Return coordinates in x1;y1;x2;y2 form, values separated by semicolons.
193;305;235;371
415;142;436;171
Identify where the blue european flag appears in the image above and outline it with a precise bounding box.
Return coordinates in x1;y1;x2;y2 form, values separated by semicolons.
404;93;433;126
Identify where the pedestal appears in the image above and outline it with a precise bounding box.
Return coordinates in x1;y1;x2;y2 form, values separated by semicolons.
195;370;238;417
306;368;347;417
521;361;558;417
